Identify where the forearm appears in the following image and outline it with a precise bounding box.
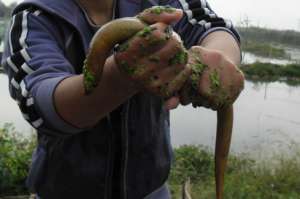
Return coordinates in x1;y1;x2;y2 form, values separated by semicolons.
198;31;241;65
54;56;137;128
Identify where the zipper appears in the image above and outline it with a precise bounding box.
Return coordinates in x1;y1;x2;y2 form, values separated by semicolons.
120;101;130;199
119;1;162;199
104;1;119;198
105;115;115;199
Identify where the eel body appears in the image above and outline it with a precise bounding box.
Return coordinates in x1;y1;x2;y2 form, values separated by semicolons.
83;16;233;199
215;106;233;199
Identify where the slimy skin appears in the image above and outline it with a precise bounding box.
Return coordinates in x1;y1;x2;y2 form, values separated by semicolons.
83;18;145;94
83;7;237;199
215;106;233;199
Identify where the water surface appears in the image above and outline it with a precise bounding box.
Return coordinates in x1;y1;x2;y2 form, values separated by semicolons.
1;74;300;156
171;80;300;156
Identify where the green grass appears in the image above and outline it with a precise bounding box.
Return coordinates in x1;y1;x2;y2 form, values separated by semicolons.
0;124;35;196
1;125;300;198
240;62;300;85
242;41;290;59
237;26;300;48
168;145;300;199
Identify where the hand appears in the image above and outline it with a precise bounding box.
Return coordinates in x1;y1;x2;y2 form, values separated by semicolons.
180;46;245;110
114;7;191;109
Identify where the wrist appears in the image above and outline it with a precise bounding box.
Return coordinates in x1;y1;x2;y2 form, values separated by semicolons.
198;30;241;65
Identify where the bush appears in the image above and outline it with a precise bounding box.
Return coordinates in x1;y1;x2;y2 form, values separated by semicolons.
168;145;300;199
242;41;290;59
241;62;300;85
241;62;282;78
281;64;300;77
0;123;36;196
1;126;299;198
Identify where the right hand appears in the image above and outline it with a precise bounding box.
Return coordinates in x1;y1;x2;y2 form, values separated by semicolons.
114;7;191;99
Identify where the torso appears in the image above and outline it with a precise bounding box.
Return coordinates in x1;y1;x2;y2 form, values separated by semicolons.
76;0;116;26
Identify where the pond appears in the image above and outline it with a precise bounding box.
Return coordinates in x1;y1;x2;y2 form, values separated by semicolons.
242;52;293;65
1;74;300;157
242;47;300;65
171;80;300;158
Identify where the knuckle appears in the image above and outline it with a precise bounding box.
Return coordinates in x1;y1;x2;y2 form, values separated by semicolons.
211;51;223;61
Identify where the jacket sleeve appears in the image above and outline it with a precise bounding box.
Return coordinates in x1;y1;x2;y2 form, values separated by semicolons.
2;8;84;136
170;0;240;49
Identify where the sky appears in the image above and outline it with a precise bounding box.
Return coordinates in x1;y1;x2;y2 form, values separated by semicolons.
2;0;300;31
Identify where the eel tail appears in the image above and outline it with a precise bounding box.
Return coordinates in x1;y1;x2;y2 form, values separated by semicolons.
182;178;193;199
215;105;234;199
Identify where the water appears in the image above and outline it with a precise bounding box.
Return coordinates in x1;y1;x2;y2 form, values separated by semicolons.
242;52;293;65
1;74;300;156
171;80;300;157
242;47;300;65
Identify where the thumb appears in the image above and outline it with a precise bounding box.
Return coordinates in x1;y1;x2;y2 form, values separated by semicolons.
137;6;183;25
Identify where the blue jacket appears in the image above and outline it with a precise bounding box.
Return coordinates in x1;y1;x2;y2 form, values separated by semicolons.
2;0;240;198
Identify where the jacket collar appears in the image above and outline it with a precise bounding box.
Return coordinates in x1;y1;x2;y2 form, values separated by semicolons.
13;0;160;50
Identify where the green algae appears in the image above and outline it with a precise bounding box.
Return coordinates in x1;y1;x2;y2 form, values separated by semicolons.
119;60;135;75
117;42;129;52
137;26;154;38
83;60;97;94
168;50;188;66
208;69;232;107
190;53;207;90
148;36;166;46
209;69;220;90
160;85;170;97
150;6;176;15
190;62;206;89
134;65;146;76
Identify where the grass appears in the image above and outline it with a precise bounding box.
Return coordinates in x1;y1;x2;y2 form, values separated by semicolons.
237;26;300;48
168;145;300;199
241;41;290;60
0;124;35;196
240;62;300;85
1;125;300;198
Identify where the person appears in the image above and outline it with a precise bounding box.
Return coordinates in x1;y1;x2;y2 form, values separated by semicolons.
2;0;243;198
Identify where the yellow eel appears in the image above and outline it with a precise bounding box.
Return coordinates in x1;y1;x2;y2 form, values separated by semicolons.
83;12;235;199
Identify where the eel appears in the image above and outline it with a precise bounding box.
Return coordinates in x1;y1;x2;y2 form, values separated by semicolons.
82;8;235;199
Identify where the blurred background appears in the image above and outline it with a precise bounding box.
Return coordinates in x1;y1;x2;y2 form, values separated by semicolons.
0;0;300;198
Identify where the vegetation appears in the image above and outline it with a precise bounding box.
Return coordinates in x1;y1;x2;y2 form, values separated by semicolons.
238;26;300;48
237;26;300;60
241;41;290;59
0;124;35;196
1;125;300;198
168;145;300;199
0;0;17;42
240;62;300;85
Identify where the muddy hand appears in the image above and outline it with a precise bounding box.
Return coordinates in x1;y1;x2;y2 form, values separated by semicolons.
114;7;192;103
180;46;244;199
180;46;244;109
82;5;244;199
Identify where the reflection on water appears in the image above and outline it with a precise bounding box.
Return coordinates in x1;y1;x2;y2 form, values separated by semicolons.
171;80;300;156
242;52;293;65
242;47;300;65
1;74;300;155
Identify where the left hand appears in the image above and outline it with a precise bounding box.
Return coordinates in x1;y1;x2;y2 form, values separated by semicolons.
179;46;245;110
